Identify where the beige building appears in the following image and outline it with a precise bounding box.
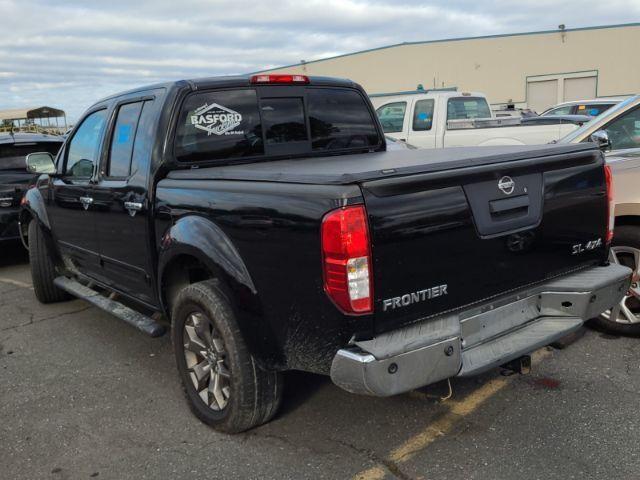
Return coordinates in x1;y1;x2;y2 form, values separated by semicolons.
259;23;640;113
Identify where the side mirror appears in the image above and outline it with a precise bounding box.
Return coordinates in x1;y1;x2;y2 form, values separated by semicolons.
590;130;611;152
25;152;56;174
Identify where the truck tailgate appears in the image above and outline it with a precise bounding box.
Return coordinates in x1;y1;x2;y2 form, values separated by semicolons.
361;147;608;334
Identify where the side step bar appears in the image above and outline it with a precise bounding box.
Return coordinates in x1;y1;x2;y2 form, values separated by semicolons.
54;276;166;337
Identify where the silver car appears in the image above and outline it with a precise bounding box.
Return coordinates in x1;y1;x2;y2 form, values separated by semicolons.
560;95;640;333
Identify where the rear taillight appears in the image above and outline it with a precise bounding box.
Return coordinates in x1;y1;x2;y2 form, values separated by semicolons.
605;164;614;244
250;74;310;85
321;205;373;315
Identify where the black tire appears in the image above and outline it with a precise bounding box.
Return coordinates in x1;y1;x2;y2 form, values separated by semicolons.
590;225;640;335
28;219;70;304
171;279;283;433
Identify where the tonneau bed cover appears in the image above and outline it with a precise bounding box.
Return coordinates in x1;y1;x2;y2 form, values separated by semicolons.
167;143;597;185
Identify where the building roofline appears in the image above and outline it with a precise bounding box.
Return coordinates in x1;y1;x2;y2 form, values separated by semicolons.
254;22;640;73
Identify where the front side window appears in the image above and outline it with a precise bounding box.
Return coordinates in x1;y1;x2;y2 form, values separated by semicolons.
447;97;492;120
108;101;143;177
307;88;379;150
376;102;406;133
66;109;107;178
605;107;640;151
412;99;435;131
175;89;264;162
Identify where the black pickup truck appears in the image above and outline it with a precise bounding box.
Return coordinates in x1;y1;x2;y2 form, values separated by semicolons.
20;74;630;432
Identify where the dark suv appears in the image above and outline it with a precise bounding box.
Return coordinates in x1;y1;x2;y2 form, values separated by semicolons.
0;133;63;243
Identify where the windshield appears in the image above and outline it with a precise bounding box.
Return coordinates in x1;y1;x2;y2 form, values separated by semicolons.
559;96;639;144
0;142;62;170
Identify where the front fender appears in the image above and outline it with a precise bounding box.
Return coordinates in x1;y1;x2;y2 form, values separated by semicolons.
19;186;52;249
20;186;51;231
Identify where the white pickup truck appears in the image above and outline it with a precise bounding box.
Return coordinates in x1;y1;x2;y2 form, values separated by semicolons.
370;90;580;149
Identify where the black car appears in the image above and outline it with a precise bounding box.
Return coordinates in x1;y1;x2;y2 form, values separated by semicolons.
0;133;63;242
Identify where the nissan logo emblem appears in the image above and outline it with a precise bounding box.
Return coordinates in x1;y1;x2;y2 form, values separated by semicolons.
498;176;515;195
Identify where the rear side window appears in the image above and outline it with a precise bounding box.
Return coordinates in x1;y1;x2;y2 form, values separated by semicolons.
577;104;614;116
108;101;144;177
412;99;435;131
307;89;379;151
0;142;62;170
175;89;264;163
544;106;573;116
376;102;406;133
447;97;492;120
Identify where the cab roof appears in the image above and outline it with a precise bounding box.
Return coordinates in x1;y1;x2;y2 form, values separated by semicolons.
94;75;360;105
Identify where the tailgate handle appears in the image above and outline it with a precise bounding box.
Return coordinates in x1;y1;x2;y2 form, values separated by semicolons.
489;195;529;214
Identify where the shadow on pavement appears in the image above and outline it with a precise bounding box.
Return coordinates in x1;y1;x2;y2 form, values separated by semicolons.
279;370;329;415
0;241;28;267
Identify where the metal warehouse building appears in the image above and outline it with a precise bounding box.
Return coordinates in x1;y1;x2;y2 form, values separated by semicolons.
260;23;640;113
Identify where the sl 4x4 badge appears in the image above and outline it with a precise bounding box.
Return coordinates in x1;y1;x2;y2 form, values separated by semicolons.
571;237;603;255
190;103;243;136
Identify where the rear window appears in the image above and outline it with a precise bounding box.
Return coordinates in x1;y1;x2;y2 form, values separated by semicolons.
261;97;307;145
307;88;379;151
0;142;62;170
447;97;492;120
175;89;264;163
174;87;380;163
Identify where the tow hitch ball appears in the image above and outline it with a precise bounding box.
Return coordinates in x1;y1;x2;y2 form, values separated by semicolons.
500;355;531;375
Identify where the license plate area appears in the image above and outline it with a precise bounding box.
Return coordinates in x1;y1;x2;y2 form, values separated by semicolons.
460;295;540;349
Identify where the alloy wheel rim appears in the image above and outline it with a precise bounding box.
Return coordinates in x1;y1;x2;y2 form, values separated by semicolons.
183;312;231;410
601;246;640;324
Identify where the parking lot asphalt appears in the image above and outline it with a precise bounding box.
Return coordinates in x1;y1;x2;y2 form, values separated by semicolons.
2;242;640;480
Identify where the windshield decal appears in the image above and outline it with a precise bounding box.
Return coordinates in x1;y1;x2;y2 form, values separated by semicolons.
190;103;243;136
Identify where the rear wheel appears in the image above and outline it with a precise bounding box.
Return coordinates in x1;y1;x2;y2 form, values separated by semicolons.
171;279;283;433
28;219;70;304
592;226;640;335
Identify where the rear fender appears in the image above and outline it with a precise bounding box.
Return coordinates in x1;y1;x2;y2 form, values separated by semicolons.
158;215;282;368
158;215;255;296
477;138;525;146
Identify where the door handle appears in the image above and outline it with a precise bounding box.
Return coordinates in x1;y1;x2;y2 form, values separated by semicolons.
124;201;143;217
79;196;93;210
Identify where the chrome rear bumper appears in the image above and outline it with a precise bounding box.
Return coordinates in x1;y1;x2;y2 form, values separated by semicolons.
330;263;631;396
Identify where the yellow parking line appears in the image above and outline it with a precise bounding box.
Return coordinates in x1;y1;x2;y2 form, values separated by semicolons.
0;277;33;289
353;466;387;480
352;349;552;480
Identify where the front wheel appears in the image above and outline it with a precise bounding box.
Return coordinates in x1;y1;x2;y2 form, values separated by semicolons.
28;219;70;304
171;279;283;433
591;226;640;335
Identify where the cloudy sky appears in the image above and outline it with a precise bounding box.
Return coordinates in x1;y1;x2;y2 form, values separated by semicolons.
1;0;638;121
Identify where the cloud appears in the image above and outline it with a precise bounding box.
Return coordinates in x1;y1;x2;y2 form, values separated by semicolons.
1;0;638;120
